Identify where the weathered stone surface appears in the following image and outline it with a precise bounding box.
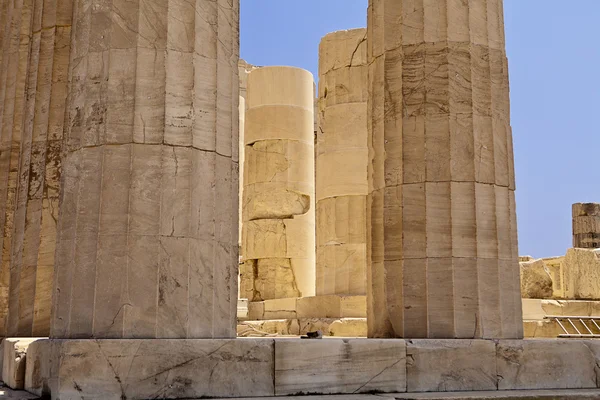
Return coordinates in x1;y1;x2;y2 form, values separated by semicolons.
2;338;41;390
51;0;240;339
317;196;368;296
543;256;564;298
239;318;368;337
406;340;497;392
497;340;598;390
275;339;406;395
241;66;316;302
573;203;600;249
522;320;564;338
24;339;51;397
245;295;367;320
561;248;600;300
328;318;368;337
45;339;274;399
5;0;72;338
520;259;553;299
367;0;522;339
297;295;367;318
240;259;301;302
317;29;368;297
0;0;40;338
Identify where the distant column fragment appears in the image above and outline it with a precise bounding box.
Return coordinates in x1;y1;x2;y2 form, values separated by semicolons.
51;0;239;339
368;0;522;339
317;29;368;296
240;67;316;302
573;203;600;249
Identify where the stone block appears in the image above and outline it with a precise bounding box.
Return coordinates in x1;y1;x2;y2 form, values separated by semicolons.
522;320;564;338
406;340;497;392
520;259;553;299
2;338;42;389
541;299;600;317
562;248;600;299
42;339;275;399
328;318;368;337
275;339;406;395
24;339;52;397
521;299;546;320
237;298;249;321
248;298;298;320
238;320;300;337
542;256;565;298
297;295;367;318
497;340;598;390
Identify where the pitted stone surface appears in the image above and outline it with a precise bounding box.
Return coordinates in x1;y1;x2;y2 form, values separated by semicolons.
367;0;522;339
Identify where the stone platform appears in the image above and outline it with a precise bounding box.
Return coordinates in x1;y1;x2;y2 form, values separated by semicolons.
14;338;600;399
227;391;600;400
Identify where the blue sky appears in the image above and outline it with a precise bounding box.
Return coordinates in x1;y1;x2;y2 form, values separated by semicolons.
241;1;600;258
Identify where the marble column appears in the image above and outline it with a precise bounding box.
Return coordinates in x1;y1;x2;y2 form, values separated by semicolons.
573;203;600;249
367;0;522;339
240;66;316;302
4;0;72;338
51;0;240;339
316;29;368;296
0;0;36;337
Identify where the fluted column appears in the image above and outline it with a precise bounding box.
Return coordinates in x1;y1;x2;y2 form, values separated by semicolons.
316;29;368;296
0;0;36;337
573;203;600;249
240;67;316;302
4;0;72;338
367;0;522;339
51;0;240;339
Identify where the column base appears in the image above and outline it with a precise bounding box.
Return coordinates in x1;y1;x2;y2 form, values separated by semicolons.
20;338;600;399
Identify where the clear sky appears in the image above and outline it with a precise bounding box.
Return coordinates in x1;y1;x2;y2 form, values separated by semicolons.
241;0;600;259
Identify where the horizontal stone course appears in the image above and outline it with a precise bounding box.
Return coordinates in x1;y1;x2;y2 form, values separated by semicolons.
18;338;600;398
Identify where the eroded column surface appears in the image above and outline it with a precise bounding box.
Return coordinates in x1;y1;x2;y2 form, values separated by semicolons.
316;29;368;296
0;0;36;337
51;0;240;339
4;0;72;338
573;203;600;249
240;67;316;302
367;0;522;339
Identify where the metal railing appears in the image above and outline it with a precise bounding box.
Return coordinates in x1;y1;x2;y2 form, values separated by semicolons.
545;316;600;338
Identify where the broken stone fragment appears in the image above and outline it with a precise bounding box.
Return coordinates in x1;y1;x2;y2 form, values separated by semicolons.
520;259;554;299
243;188;310;221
